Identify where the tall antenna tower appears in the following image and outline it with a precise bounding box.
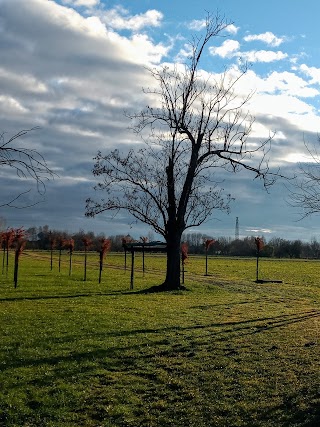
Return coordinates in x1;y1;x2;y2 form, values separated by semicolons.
235;217;239;240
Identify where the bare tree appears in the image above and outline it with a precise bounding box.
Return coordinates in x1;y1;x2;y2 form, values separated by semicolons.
86;13;276;291
288;136;320;217
0;127;54;208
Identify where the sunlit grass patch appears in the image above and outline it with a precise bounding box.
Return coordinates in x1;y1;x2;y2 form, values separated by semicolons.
0;252;319;426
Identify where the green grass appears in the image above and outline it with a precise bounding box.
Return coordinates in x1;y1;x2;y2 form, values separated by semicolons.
0;251;319;426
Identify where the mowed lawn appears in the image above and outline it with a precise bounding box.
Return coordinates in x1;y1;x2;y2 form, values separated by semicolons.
0;251;319;426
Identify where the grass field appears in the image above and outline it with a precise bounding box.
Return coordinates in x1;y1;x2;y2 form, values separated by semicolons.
0;251;319;426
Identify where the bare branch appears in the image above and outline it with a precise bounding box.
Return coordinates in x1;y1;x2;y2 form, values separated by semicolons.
0;127;56;208
288;135;320;218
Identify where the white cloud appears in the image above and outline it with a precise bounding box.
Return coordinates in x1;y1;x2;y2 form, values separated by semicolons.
209;39;240;58
246;228;272;234
83;15;107;36
218;66;320;152
114;33;170;65
62;0;100;6
250;93;318;126
209;41;287;63
226;24;239;35
0;67;48;94
299;64;320;84
175;43;194;62
260;71;318;98
187;19;207;31
244;31;285;47
0;95;28;114
99;7;163;31
283;152;316;163
240;50;288;63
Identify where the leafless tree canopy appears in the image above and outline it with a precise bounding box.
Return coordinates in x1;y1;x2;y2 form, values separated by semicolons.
0;127;55;208
86;13;277;289
288;136;320;217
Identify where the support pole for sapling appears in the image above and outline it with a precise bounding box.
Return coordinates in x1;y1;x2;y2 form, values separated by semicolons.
140;237;148;276
204;239;215;276
122;237;132;271
255;237;264;282
130;249;134;290
81;236;92;281
49;232;55;271
181;242;188;285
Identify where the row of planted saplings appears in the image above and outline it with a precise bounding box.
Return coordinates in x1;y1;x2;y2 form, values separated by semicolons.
49;235;111;283
0;232;266;288
1;228;112;288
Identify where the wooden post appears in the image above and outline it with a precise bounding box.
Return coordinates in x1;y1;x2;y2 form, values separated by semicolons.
14;250;19;288
59;248;62;273
69;252;72;276
130;249;134;290
6;243;9;278
142;244;145;276
49;232;53;271
2;244;5;275
84;248;87;281
99;251;103;284
254;237;264;282
182;256;185;284
205;247;208;276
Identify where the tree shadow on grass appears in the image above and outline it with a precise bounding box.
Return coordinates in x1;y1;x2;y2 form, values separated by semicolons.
2;310;319;373
0;290;138;302
263;390;320;427
0;283;189;302
1;309;319;426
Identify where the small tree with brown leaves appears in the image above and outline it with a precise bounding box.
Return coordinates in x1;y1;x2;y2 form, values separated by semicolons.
82;236;92;281
98;239;111;284
2;229;15;277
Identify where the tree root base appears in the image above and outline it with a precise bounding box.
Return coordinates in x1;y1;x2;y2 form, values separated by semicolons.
144;282;187;293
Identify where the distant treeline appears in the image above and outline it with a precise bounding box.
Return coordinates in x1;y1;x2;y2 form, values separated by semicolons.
182;233;319;259
18;225;320;259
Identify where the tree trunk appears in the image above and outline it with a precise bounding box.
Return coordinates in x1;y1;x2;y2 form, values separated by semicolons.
163;233;182;290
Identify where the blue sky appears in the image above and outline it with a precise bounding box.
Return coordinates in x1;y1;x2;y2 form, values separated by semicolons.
1;0;320;241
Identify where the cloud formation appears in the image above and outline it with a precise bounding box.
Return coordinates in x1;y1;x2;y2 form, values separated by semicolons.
97;6;163;31
1;0;320;240
243;31;285;47
209;40;240;58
